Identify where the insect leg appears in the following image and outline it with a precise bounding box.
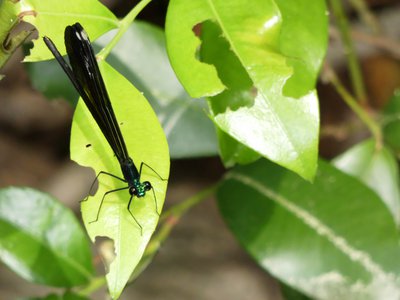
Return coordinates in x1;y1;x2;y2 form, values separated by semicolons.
82;171;126;202
139;162;167;214
127;195;143;235
139;162;167;181
89;186;129;224
150;186;160;216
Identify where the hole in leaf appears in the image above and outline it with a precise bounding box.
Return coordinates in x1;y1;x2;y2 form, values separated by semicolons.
95;236;116;273
196;20;256;113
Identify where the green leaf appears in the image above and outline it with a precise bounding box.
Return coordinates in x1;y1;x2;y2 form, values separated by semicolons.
218;159;400;299
70;62;170;299
0;187;93;287
333;138;400;226
382;89;400;154
95;22;218;158
166;0;328;181
19;0;118;61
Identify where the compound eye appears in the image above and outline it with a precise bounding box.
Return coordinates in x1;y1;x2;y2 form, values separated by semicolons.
130;187;137;196
143;181;152;191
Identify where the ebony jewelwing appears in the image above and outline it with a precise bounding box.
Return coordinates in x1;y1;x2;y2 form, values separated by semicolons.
43;23;165;234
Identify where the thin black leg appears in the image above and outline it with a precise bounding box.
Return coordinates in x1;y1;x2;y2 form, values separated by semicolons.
139;162;167;214
150;187;160;215
89;186;129;224
127;195;143;235
139;162;168;181
81;170;127;202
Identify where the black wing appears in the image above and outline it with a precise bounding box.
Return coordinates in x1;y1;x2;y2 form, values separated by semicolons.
44;23;130;162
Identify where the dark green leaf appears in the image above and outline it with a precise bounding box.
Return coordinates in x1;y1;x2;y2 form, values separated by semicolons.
218;159;400;299
0;187;93;287
281;282;313;300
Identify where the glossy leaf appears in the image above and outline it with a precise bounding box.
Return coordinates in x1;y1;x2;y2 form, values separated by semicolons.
0;187;93;287
333;138;400;226
218;159;400;299
70;62;170;299
19;0;118;61
95;22;218;158
166;0;328;181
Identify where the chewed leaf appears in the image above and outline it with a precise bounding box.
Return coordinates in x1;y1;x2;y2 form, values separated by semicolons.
20;0;118;61
166;0;328;180
165;1;225;97
70;62;170;299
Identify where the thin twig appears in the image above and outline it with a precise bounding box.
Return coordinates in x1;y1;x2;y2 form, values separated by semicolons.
323;63;383;150
97;0;153;61
329;0;368;104
348;0;381;34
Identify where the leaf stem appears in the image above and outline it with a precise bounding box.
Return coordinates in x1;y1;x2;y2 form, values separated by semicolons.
324;64;383;149
329;0;367;104
97;0;152;61
160;183;219;222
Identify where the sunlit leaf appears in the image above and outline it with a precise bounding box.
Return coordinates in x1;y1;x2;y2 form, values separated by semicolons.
71;62;170;299
20;0;118;61
166;0;328;180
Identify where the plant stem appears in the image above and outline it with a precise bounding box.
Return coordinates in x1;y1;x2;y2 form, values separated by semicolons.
324;63;383;149
97;0;152;61
330;0;367;104
160;183;219;222
348;0;380;34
